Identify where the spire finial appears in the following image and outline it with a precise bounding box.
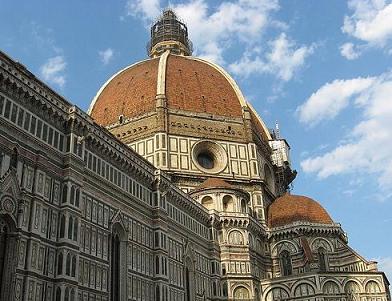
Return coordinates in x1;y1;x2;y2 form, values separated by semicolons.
147;8;193;57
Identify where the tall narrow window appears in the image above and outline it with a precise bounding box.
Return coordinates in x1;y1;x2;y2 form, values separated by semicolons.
59;215;65;238
10;148;18;169
55;288;61;301
0;221;8;295
68;217;73;239
73;219;78;241
280;250;292;276
57;253;63;275
185;267;190;301
111;233;120;301
318;247;327;272
71;256;76;277
66;253;71;275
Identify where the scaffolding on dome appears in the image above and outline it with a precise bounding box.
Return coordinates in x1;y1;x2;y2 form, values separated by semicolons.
147;9;193;56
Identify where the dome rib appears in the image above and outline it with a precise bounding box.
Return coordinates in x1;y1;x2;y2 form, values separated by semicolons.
268;194;334;228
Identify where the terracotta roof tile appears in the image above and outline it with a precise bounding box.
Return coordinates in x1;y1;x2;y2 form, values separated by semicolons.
268;194;333;228
197;178;233;190
90;58;159;126
165;55;243;117
90;54;245;126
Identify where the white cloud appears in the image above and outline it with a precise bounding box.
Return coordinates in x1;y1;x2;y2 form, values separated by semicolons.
340;42;361;60
39;56;67;88
228;33;315;80
341;0;392;56
126;0;161;20
125;0;282;64
125;0;315;82
296;77;375;125
299;72;392;191
99;48;114;65
173;0;280;64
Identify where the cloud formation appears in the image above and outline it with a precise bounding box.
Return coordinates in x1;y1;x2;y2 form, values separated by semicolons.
126;0;161;20
124;0;315;82
99;48;114;65
39;56;67;88
297;76;375;126
341;0;392;59
340;42;361;60
299;72;392;191
229;33;315;81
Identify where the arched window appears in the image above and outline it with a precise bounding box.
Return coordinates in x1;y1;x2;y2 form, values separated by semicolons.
212;282;217;296
265;288;289;301
59;215;65;238
66;253;71;276
71;256;76;277
255;288;260;301
323;281;340;295
55;288;61;301
111;232;120;301
57;253;63;275
73;219;78;242
68;216;73;239
318;247;327;272
64;287;69;301
365;281;381;293
10;148;18;169
240;199;247;213
294;283;315;297
185;266;190;301
156;285;160;301
222;195;234;212
62;185;68;203
70;289;75;301
75;189;80;207
280;250;292;276
222;282;228;297
70;186;75;205
201;196;214;210
228;230;244;245
234;286;250;299
0;219;9;295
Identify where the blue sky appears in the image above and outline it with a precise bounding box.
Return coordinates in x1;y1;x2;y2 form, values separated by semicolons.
1;0;392;278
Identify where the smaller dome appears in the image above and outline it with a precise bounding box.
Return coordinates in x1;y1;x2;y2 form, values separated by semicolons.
197;178;233;190
268;194;333;228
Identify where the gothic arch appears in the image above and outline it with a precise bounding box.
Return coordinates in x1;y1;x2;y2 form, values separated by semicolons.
322;279;342;294
0;214;17;300
263;285;290;301
110;221;128;301
222;195;234;212
201;195;214;210
271;240;298;257
228;230;244;245
292;281;316;297
365;280;382;293
184;255;196;301
310;237;333;252
233;285;250;299
344;280;362;294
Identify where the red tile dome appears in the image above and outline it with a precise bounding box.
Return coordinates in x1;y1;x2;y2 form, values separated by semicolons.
268;194;334;228
89;54;245;126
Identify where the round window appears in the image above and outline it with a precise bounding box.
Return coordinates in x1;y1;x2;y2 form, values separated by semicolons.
197;152;214;169
192;140;227;174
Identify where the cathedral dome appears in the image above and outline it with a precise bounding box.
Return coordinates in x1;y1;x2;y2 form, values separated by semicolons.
87;11;271;143
268;194;334;228
88;54;246;125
